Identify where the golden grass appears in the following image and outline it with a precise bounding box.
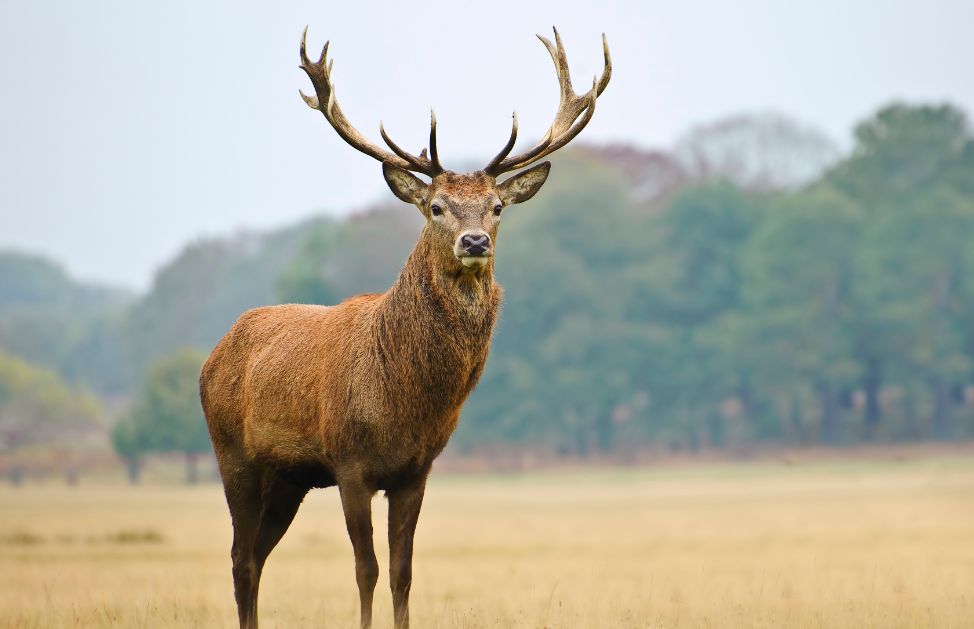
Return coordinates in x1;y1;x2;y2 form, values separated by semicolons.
1;456;973;628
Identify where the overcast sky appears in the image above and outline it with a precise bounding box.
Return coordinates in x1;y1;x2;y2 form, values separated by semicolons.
2;0;973;290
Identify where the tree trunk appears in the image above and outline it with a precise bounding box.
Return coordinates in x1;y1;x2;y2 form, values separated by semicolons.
574;431;590;459
595;411;615;453
686;424;700;453
705;411;725;448
902;386;920;441
863;359;882;440
932;379;953;441
786;395;804;444
126;457;141;484
819;383;841;445
185;452;199;484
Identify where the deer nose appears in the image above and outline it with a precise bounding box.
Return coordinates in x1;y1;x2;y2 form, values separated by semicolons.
460;232;491;255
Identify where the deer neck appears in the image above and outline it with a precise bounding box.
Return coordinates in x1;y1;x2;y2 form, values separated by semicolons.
373;229;501;403
380;228;500;340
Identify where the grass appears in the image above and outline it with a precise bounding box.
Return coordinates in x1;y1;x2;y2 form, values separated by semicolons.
1;455;973;628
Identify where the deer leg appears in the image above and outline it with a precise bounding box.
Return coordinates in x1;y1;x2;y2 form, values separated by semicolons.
224;465;263;629
254;478;307;564
338;477;379;629
224;467;308;629
252;475;308;589
387;476;427;629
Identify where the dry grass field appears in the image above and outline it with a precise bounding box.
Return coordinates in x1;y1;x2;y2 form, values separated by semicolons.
1;455;973;628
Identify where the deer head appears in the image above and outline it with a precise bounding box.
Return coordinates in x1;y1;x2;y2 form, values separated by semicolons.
299;27;611;273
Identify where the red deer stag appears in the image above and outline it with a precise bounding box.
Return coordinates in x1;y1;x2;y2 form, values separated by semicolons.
200;26;610;629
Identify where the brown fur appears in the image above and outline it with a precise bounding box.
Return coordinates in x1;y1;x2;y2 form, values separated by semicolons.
202;224;501;486
200;169;548;629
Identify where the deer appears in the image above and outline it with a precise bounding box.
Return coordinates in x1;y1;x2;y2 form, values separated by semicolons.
199;26;610;629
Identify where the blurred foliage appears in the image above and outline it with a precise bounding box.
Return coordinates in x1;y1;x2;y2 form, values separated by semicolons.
675;112;840;190
0;348;101;454
0;252;131;393
121;222;318;386
3;105;974;463
276;206;423;304
112;349;209;482
462;103;974;452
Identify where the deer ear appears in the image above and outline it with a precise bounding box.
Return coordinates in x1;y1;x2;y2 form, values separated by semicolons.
497;162;551;205
383;162;429;207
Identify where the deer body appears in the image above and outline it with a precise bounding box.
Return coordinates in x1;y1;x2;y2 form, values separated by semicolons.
203;231;500;489
202;27;609;629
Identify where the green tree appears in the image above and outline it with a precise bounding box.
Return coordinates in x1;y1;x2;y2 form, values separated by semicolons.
630;183;766;449
276;220;341;304
276;208;421;305
829;103;974;439
111;418;148;484
739;186;863;443
0;252;131;394
0;349;102;483
830;104;969;202
116;349;211;483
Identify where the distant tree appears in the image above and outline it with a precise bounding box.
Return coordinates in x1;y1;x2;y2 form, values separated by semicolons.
578;144;690;204
829;103;974;439
0;252;78;312
276;220;342;305
277;207;422;306
111;418;147;484
61;312;130;394
676;112;840;190
0;252;131;394
122;221;318;382
739;186;863;443
116;349;210;483
0;308;74;369
633;183;767;449
829;103;970;202
0;349;102;484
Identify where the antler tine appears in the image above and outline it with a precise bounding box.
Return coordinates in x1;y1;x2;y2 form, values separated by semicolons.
299;27;440;176
484;27;611;176
597;32;612;96
377;122;433;173
429;110;443;173
484;112;520;173
548;27;574;105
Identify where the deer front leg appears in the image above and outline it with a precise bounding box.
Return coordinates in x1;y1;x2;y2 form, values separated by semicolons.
387;475;428;629
339;477;379;629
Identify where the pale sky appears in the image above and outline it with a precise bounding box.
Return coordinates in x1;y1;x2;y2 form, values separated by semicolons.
2;0;972;290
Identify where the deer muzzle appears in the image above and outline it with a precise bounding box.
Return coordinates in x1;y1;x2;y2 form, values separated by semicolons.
456;231;492;267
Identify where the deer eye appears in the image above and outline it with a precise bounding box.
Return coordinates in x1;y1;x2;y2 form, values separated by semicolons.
493;204;503;216
430;204;443;216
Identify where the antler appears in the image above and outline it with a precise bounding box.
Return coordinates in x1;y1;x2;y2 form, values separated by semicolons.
299;27;443;177
484;28;612;176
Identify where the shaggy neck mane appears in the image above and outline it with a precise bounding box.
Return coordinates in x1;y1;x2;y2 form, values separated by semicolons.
371;228;501;409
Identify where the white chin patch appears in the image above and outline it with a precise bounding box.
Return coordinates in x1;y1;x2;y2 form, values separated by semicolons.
460;256;489;268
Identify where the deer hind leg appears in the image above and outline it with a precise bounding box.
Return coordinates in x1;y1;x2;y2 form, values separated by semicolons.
224;464;263;629
224;464;308;629
253;474;308;576
338;476;379;629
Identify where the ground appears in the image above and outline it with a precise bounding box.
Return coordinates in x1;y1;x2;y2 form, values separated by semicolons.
1;455;973;628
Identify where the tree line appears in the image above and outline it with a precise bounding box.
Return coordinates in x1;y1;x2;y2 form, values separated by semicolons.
1;103;972;479
457;104;974;454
